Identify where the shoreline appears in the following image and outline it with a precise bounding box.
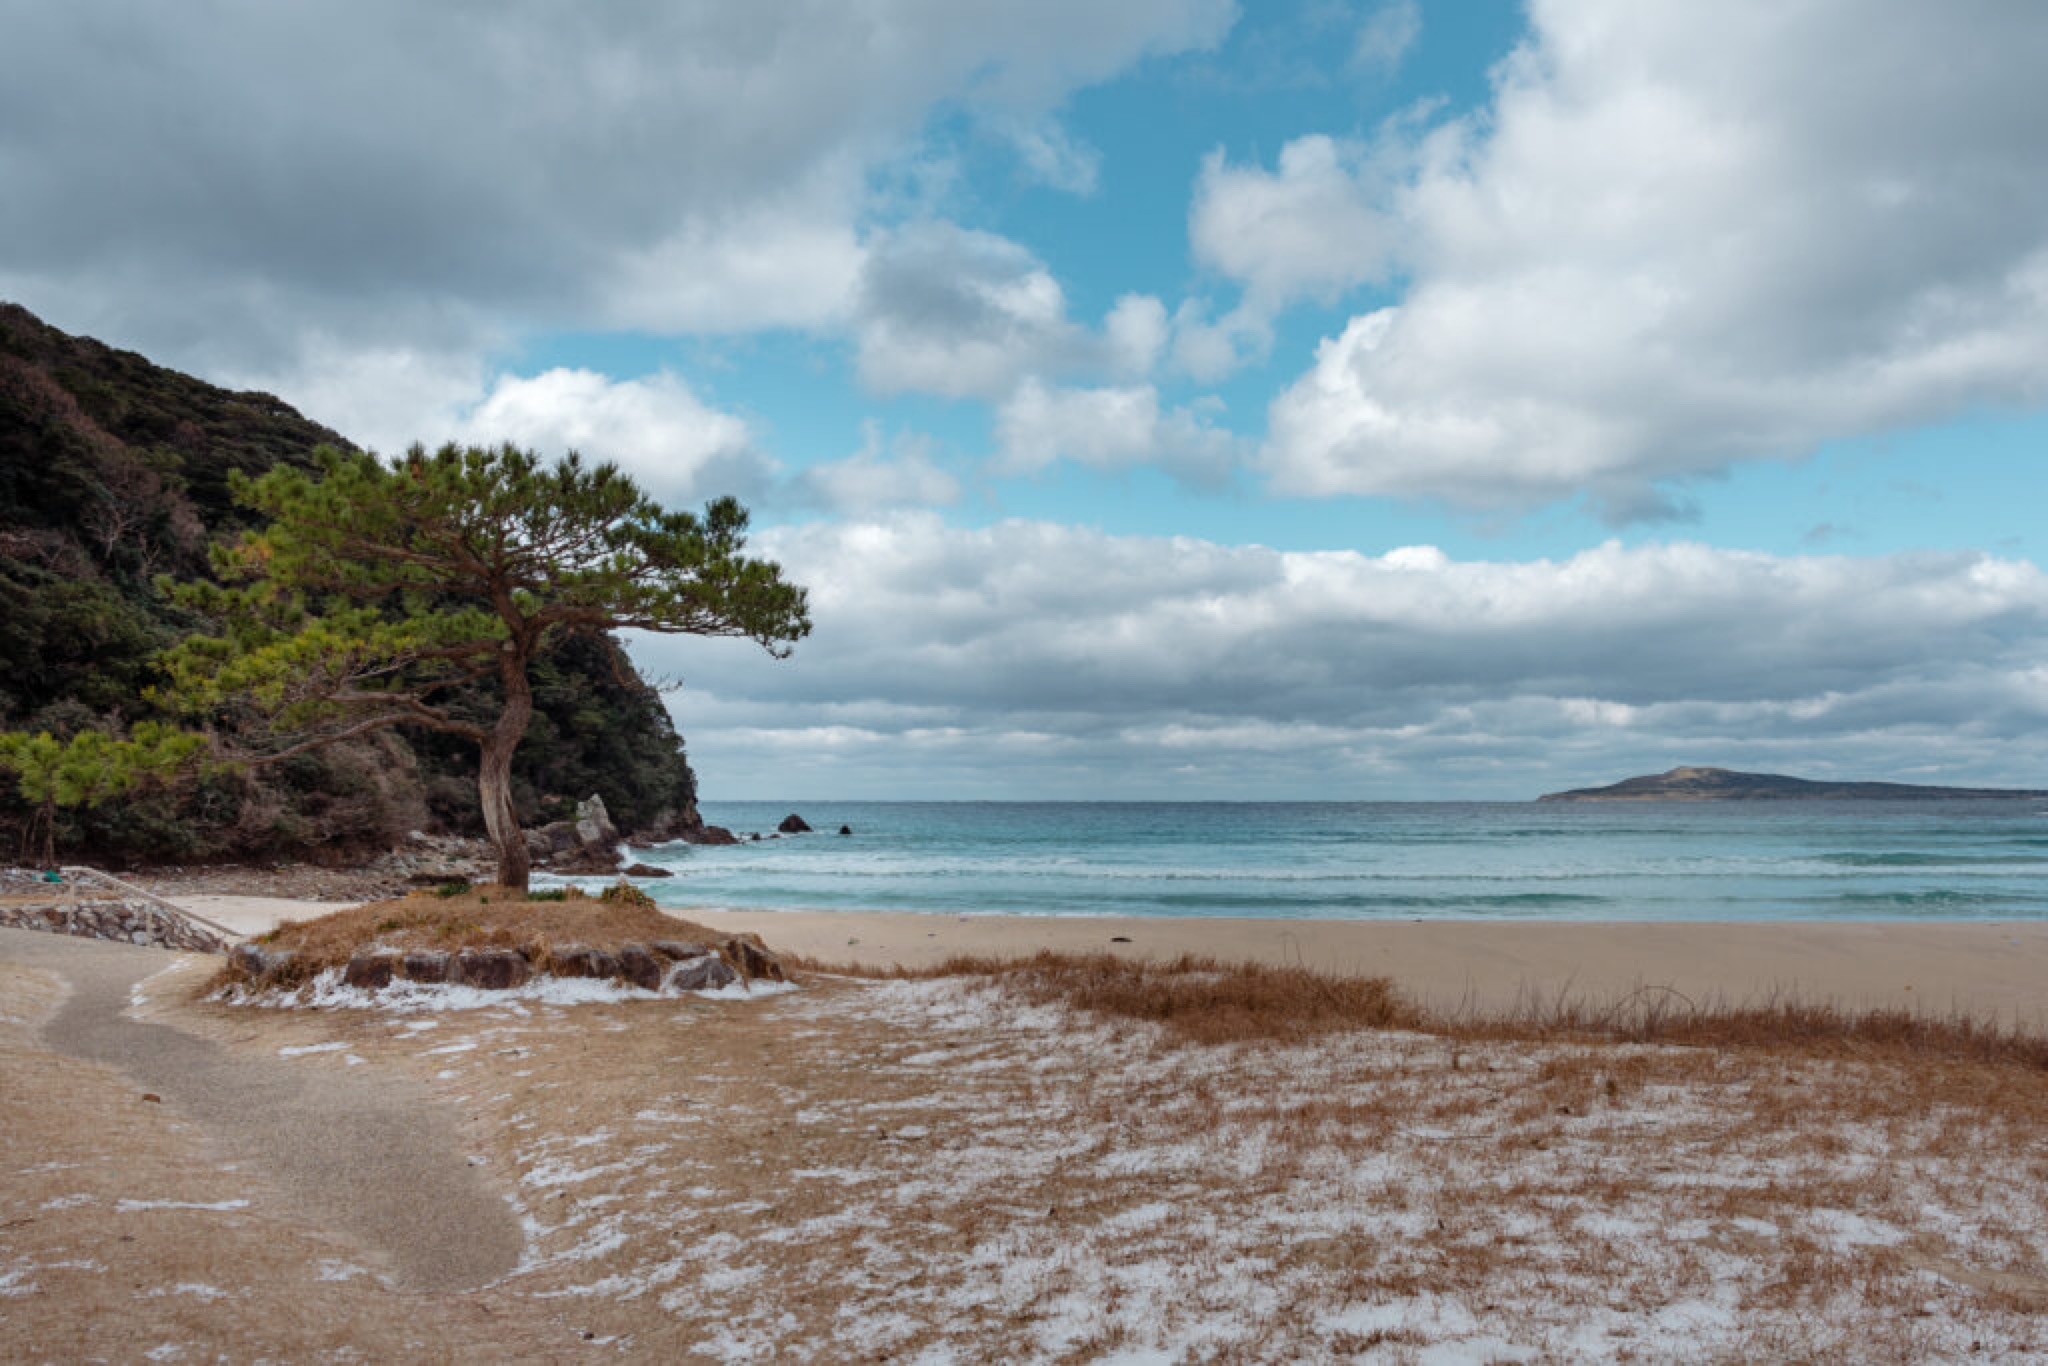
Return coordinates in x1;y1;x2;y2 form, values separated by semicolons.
161;892;2048;1026
681;908;2048;1023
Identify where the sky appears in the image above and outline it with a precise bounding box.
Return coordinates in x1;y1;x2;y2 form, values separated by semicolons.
5;0;2048;800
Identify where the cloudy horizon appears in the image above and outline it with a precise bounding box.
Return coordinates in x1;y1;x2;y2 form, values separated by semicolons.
6;0;2047;799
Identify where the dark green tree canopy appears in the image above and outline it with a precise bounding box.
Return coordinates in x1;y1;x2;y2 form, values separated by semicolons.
163;442;809;888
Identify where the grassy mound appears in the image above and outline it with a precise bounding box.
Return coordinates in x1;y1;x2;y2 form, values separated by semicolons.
214;882;781;991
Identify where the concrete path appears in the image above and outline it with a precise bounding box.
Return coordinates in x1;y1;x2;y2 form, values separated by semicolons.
1;926;523;1291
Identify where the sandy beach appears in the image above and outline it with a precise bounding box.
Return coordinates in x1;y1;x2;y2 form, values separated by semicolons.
9;889;2048;1359
168;891;2048;1026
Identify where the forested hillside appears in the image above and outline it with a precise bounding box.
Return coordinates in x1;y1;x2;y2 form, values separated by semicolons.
0;302;700;864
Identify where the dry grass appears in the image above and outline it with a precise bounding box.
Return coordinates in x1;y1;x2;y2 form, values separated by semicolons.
15;938;2048;1359
214;884;741;987
826;948;2048;1074
850;949;1419;1044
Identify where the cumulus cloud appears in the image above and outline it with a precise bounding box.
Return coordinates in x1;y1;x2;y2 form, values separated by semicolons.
635;517;2048;797
447;369;771;503
792;423;962;513
994;379;1243;487
1190;134;1406;309
853;223;1085;399
852;224;1173;400
0;1;1232;417
1209;1;2048;515
1103;294;1170;377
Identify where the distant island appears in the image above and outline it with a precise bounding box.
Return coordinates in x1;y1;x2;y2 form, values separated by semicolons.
1538;766;2048;803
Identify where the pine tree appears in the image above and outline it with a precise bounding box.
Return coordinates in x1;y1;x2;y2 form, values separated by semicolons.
160;443;808;890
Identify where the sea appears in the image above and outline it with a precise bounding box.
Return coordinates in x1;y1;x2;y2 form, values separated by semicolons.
589;799;2048;923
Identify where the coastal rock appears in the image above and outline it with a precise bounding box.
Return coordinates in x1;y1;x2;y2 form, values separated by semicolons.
777;813;812;834
651;939;716;961
451;947;531;990
526;794;625;872
616;943;665;991
551;945;620;979
552;844;623;875
631;799;736;847
720;935;786;984
622;862;672;878
402;949;451;984
664;954;738;991
838;825;852;836
343;950;398;989
574;795;620;848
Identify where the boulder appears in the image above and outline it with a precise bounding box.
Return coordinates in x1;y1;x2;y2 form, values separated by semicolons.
651;939;716;961
401;949;451;984
574;794;620;848
524;821;584;858
551;945;620;979
664;954;738;992
621;862;673;878
631;799;733;846
343;950;398;989
230;942;296;984
720;935;787;984
838;825;852;836
450;947;532;990
616;943;665;991
778;813;812;834
552;844;623;875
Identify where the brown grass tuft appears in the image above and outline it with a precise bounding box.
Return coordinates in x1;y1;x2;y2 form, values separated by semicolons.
1446;985;2048;1071
851;950;1419;1045
813;949;2048;1071
211;885;734;989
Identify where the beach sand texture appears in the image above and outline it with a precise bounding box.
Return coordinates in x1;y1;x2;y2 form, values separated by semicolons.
7;901;2048;1359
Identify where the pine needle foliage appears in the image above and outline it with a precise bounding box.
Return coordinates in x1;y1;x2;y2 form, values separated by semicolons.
160;442;809;889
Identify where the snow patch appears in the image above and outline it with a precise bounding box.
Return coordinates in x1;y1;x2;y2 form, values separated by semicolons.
216;967;799;1012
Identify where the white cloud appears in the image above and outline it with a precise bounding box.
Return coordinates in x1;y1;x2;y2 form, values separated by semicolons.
793;423;962;513
994;379;1243;487
1167;298;1273;383
1352;0;1420;74
600;194;867;333
638;517;2048;797
0;1;1234;419
1190;134;1405;308
1236;0;2048;515
1103;294;1170;377
449;369;770;502
854;223;1083;399
854;224;1177;399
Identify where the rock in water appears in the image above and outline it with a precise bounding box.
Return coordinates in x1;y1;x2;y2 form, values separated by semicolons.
622;862;673;878
777;813;812;834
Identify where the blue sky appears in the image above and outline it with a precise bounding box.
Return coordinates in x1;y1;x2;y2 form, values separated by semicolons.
5;1;2048;798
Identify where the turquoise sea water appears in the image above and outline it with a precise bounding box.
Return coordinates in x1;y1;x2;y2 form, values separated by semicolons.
603;800;2048;922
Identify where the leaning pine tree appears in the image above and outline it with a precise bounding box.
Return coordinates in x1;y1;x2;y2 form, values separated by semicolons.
160;443;809;891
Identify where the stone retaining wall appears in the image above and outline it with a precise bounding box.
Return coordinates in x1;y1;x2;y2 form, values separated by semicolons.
0;899;231;954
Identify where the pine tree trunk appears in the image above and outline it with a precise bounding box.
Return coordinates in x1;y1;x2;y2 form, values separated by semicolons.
478;648;536;892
